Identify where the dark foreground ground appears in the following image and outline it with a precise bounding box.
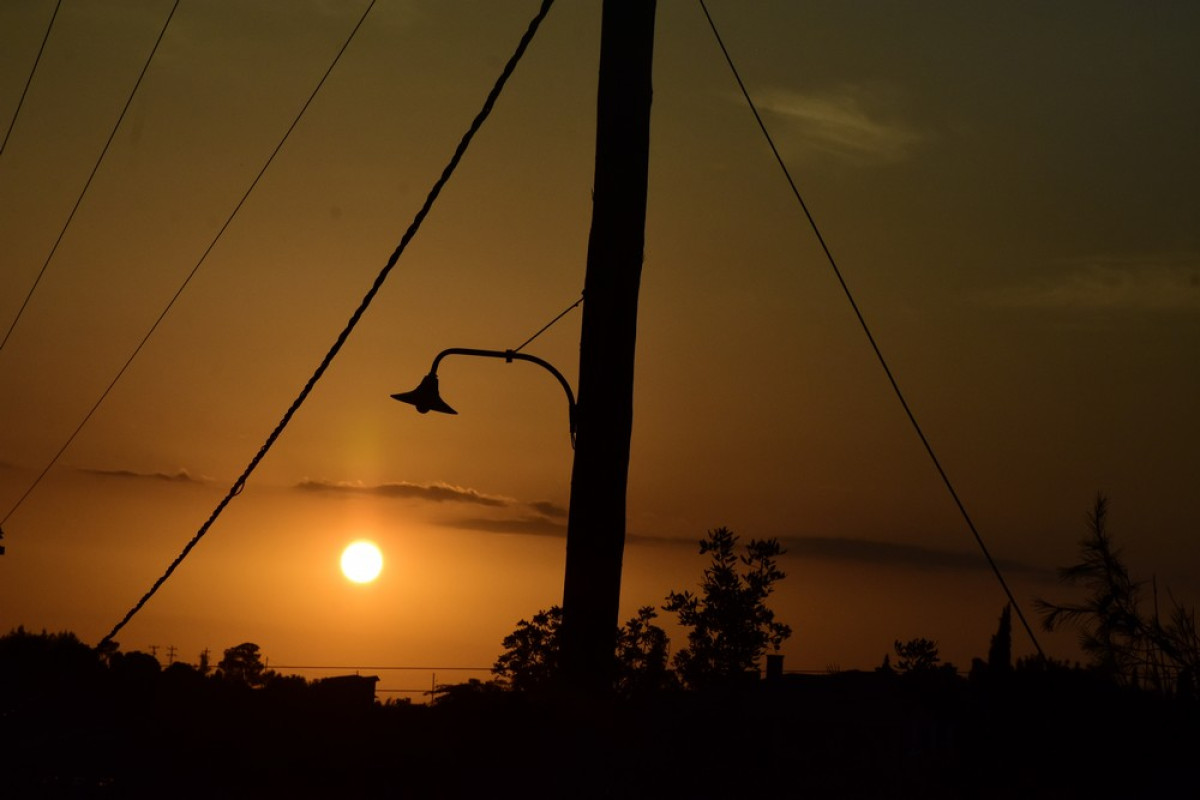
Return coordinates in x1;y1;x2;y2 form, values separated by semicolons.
2;657;1196;799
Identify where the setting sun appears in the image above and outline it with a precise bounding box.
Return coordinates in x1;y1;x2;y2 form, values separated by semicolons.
340;540;383;584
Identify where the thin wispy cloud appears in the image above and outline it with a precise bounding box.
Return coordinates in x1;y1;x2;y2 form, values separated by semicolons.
290;479;1044;575
777;535;1046;576
753;84;923;165
528;500;568;519
77;467;208;484
986;257;1200;312
431;497;568;537
441;515;566;537
295;479;511;508
626;531;1045;576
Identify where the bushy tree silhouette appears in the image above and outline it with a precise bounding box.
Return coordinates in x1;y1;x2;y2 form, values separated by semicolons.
216;642;270;688
892;637;943;674
493;607;562;692
492;605;674;694
0;627;104;705
614;606;675;695
664;527;791;688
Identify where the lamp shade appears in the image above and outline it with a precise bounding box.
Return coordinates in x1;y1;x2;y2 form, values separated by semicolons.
390;373;457;415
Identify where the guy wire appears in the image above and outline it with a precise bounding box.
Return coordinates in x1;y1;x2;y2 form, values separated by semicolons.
697;0;1045;658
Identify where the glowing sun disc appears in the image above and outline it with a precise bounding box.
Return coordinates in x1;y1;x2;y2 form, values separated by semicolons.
341;540;383;583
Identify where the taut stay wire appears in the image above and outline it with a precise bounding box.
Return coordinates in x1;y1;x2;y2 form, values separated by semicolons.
696;0;1045;659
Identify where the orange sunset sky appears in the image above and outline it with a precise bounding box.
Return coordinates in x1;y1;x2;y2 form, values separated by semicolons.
2;1;1198;696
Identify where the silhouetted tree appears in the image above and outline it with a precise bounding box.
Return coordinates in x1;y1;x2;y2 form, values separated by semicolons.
664;527;792;688
198;648;211;676
216;642;270;688
1036;495;1146;683
493;607;562;692
893;637;943;674
1036;494;1200;693
988;604;1014;674
432;677;508;707
0;627;104;707
614;606;675;695
96;637;120;667
110;650;162;680
492;605;674;694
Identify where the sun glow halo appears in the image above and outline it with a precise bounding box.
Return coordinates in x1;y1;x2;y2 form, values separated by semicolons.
340;540;383;584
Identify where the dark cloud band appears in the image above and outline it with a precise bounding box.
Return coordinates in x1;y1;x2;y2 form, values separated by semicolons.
295;478;510;508
77;467;205;484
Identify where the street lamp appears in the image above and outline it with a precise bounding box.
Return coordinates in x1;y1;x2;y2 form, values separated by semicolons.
394;0;655;697
391;347;577;446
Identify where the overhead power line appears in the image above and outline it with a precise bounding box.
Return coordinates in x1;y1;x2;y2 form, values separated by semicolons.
0;0;62;159
696;0;1045;659
99;0;557;648
0;0;378;533
0;0;181;352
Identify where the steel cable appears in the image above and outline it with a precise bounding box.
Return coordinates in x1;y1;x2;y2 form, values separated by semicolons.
697;0;1045;658
100;0;557;648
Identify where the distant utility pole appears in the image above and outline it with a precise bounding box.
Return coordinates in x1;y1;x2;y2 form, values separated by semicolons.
166;644;178;665
559;0;656;695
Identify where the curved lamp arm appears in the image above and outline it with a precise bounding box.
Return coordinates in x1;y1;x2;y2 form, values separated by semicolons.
391;348;577;447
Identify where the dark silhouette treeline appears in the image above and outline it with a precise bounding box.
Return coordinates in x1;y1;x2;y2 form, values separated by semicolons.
0;630;385;797
4;510;1197;797
2;625;1196;798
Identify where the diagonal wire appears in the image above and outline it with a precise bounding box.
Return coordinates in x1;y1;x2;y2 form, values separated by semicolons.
512;294;583;353
0;0;378;531
0;0;62;159
99;0;557;648
0;0;181;352
696;0;1045;658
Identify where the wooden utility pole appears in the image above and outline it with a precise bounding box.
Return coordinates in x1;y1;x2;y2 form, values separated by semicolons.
559;0;656;695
